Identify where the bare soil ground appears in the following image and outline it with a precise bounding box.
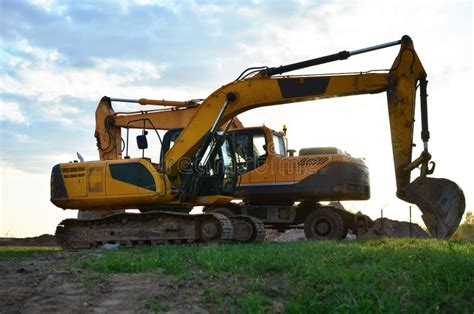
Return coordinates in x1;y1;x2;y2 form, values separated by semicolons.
0;220;438;313
1;251;251;313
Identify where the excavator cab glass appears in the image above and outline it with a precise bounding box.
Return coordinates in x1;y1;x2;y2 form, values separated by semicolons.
192;134;237;196
231;128;268;173
218;139;238;195
161;128;238;198
272;133;286;156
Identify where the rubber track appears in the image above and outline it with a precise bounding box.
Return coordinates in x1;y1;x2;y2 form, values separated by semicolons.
246;215;266;242
211;213;234;242
55;211;233;249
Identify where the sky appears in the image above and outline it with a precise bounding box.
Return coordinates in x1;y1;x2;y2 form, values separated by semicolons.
0;0;472;237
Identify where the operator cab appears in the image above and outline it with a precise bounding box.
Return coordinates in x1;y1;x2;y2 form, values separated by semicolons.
120;123;238;198
160;126;283;176
160;128;237;197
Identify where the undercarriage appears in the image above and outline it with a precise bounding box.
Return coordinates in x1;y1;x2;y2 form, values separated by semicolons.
56;211;265;249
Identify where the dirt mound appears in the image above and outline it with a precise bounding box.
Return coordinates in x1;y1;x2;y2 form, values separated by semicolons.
266;229;306;242
359;218;429;239
0;234;58;247
265;218;429;242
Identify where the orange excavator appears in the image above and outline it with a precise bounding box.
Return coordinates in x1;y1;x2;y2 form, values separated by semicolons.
51;35;465;248
94;102;372;239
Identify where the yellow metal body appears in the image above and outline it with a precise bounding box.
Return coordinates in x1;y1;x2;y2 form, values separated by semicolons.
236;126;365;192
52;158;231;210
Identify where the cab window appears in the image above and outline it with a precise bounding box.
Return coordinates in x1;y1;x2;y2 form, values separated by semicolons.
253;133;267;167
272;134;286;156
233;129;268;173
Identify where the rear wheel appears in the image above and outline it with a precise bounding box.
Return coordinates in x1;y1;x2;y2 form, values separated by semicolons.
304;207;345;240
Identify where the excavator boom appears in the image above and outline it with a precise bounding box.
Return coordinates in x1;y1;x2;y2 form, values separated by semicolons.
162;35;464;238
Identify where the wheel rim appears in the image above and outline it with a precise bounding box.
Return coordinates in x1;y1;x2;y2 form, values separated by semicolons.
311;217;333;237
200;221;221;242
233;219;254;242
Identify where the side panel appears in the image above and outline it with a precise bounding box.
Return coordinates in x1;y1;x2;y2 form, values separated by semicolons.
88;162;106;196
61;164;87;197
273;156;295;186
109;162;156;193
106;162;139;195
293;155;331;187
51;159;168;211
51;164;68;200
236;157;370;203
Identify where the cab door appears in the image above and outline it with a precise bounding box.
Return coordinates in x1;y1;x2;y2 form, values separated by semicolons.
232;129;272;197
250;129;272;186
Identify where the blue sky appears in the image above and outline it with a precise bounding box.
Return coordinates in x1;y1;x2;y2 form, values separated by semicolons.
1;0;472;236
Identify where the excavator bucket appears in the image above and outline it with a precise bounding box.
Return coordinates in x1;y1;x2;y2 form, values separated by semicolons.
403;177;465;239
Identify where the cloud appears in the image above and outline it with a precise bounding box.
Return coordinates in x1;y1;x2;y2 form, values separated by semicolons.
39;102;80;126
0;101;28;124
14;133;33;143
1;39;170;127
29;0;67;15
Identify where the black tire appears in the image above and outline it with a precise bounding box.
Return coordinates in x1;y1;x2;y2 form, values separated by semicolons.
304;207;345;240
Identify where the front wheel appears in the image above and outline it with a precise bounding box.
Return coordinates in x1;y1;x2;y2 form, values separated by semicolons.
304;208;345;240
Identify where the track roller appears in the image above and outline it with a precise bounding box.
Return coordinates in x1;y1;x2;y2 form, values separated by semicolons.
230;215;266;243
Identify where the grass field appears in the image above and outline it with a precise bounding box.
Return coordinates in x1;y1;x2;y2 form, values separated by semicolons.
0;246;60;259
73;239;474;313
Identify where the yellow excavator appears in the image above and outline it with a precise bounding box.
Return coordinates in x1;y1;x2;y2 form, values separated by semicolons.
51;35;465;248
93;102;372;240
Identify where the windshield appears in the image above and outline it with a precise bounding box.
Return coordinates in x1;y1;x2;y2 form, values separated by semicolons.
220;138;237;195
272;134;286;156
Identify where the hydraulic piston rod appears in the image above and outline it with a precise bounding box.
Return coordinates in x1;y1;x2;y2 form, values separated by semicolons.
110;97;194;107
266;38;402;76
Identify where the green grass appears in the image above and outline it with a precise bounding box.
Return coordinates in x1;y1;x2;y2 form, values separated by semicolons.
147;300;171;312
0;246;60;259
75;239;474;312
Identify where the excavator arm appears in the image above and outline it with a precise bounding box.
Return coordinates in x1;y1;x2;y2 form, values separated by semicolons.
163;35;464;238
94;98;242;160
